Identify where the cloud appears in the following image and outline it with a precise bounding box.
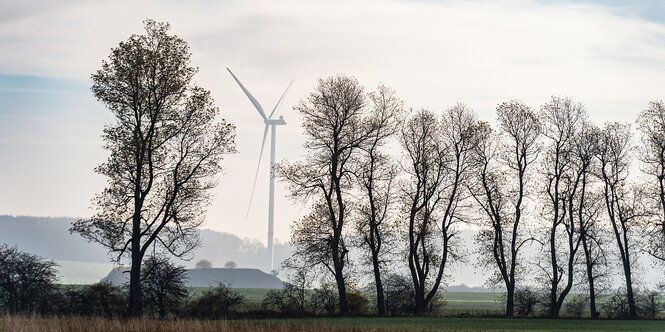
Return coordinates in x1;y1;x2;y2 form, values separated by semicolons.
1;0;664;242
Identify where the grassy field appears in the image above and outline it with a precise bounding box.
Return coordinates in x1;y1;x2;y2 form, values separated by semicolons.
3;316;665;332
258;317;665;331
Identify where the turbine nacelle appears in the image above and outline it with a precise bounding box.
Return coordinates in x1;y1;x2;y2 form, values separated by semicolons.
265;116;286;126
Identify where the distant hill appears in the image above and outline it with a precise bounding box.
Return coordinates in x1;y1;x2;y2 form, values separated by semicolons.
0;215;293;283
103;267;284;289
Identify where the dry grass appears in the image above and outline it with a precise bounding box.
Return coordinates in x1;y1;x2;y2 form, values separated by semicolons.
0;317;390;332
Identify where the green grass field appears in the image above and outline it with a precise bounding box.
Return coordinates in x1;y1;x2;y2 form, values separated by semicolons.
248;316;665;331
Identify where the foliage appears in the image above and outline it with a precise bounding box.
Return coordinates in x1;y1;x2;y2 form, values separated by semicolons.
602;290;633;319
637;290;663;319
513;287;541;317
564;295;587;318
310;281;338;315
141;256;188;318
346;289;369;315
70;19;236;317
57;282;127;317
0;245;59;315
186;284;245;319
195;259;213;269
383;274;416;316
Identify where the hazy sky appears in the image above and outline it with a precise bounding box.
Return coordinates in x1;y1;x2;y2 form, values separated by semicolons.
1;0;665;245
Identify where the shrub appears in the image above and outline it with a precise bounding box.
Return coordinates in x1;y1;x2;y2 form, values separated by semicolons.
383;274;416;316
602;291;631;319
564;295;587;318
141;256;188;318
262;284;308;315
514;287;540;317
0;245;59;315
186;283;245;319
637;290;663;319
56;282;126;317
347;289;369;315
310;281;338;315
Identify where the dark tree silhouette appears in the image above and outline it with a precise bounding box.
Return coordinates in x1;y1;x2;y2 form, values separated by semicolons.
400;105;478;315
636;100;665;265
278;75;374;314
571;122;606;319
469;100;540;317
538;96;585;317
0;245;58;315
595;122;646;319
71;20;236;317
141;256;188;318
354;85;403;316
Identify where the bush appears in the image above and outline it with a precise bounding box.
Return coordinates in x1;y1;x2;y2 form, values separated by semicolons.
309;281;337;315
56;282;126;317
564;295;587;318
186;283;245;319
514;287;540;317
602;291;631;319
383;274;416;316
262;283;308;315
347;289;369;315
141;256;188;318
637;290;663;319
0;245;59;315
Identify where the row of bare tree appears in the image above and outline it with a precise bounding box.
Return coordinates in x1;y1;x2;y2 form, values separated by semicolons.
278;75;665;318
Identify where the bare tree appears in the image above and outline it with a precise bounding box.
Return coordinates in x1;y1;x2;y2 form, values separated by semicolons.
570;122;606;319
400;105;477;315
469;100;540;317
594;122;645;319
354;85;403;316
278;75;373;314
537;96;585;317
70;20;236;317
0;245;59;315
636;100;665;264
141;255;188;319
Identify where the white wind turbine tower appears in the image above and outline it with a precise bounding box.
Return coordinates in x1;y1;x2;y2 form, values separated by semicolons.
227;68;292;273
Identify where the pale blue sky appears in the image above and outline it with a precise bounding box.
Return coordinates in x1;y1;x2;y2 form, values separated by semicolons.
1;0;664;246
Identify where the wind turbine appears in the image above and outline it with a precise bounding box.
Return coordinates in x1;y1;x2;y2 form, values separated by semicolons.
227;68;292;273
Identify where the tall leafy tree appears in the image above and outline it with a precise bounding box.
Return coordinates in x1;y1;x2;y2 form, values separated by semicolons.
71;20;236;317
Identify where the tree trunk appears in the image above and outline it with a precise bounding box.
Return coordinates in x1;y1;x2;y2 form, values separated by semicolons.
128;248;143;317
581;233;599;319
506;283;515;317
414;286;425;316
624;262;637;319
371;248;385;316
334;266;348;314
128;208;143;318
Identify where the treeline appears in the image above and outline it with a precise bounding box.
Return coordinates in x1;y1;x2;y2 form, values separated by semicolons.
0;245;246;319
277;75;665;319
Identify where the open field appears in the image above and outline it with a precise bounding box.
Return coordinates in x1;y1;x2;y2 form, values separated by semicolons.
3;316;665;332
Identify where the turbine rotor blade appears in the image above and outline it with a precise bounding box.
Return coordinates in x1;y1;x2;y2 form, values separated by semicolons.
244;124;270;223
268;79;294;120
227;67;268;121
